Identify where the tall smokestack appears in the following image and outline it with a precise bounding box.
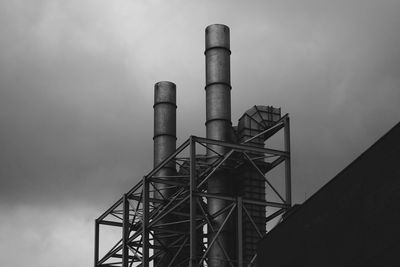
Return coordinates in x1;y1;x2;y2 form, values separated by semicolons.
205;24;232;146
154;81;176;176
205;24;235;267
153;81;177;266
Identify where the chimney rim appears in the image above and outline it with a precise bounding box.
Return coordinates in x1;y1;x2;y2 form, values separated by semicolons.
155;81;176;87
206;24;230;31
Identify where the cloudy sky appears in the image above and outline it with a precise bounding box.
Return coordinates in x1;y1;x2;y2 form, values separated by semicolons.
1;0;399;266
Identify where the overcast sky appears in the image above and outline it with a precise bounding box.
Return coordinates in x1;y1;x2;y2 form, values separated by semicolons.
1;0;399;266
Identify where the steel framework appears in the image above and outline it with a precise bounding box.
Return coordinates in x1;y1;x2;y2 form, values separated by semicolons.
94;115;291;267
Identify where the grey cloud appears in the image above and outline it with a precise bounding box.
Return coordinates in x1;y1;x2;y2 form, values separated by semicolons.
0;0;399;207
0;1;155;206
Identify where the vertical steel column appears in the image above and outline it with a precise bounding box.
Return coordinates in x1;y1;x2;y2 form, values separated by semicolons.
284;117;292;206
142;176;149;267
122;194;129;267
189;137;198;267
205;24;234;267
94;220;99;267
237;197;243;267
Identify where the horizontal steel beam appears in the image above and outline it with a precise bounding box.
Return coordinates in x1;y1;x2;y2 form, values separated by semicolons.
192;136;288;157
194;192;288;209
242;199;288;209
112;254;136;260
149;177;188;187
99;220;123;227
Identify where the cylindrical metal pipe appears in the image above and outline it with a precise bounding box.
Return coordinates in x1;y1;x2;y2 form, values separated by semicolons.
205;24;235;267
153;81;177;266
154;81;176;173
205;24;232;148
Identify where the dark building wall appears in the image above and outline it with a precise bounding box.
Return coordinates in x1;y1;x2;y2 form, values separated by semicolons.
258;122;400;267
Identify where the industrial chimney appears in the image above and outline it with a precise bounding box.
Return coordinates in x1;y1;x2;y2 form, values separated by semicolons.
154;81;177;198
153;81;177;266
205;24;235;267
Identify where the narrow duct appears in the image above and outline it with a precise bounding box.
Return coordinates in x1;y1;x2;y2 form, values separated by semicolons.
205;24;235;266
153;81;177;266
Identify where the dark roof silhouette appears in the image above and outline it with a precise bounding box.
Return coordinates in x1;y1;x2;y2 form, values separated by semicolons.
258;122;400;266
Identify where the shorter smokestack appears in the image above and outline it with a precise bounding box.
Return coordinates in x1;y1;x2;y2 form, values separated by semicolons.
153;81;177;173
153;81;177;267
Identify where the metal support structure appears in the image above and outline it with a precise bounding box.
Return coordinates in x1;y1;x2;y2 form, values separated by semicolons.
237;197;243;267
143;176;149;267
122;194;129;267
94;220;99;267
284;116;292;206
189;137;198;267
95;127;291;267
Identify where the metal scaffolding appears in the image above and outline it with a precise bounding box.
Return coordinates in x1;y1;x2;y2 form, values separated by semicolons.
94;115;291;267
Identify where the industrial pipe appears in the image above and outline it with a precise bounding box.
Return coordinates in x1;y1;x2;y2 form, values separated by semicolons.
153;81;177;266
205;24;232;147
205;24;235;267
154;81;177;178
